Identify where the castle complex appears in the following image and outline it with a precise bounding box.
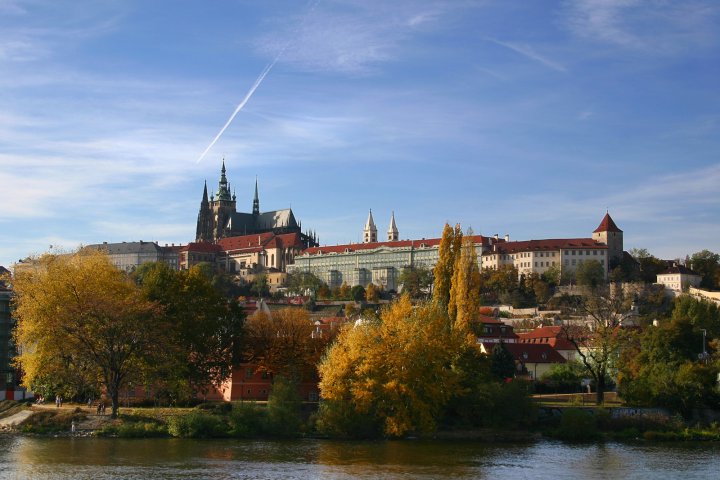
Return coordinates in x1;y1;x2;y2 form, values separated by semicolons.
289;212;623;290
84;161;626;293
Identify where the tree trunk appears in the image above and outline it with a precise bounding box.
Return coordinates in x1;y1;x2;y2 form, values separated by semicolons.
595;375;605;405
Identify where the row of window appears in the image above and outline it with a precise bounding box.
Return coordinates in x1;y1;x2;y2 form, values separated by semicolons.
564;250;604;256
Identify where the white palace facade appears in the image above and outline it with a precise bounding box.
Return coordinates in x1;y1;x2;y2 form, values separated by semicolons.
287;212;623;291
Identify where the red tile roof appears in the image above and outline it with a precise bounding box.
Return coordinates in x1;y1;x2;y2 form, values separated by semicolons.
482;342;566;364
301;235;492;256
593;212;622;233
180;242;222;253
218;232;304;252
517;326;576;351
487;238;606;254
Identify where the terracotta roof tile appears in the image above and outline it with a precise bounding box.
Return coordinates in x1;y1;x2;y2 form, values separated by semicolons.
302;235;491;256
593;212;623;233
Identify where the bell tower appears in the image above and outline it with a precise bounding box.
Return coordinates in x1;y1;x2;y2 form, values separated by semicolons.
363;209;377;243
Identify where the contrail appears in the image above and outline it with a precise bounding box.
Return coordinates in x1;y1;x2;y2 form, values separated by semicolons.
196;0;320;164
196;58;279;164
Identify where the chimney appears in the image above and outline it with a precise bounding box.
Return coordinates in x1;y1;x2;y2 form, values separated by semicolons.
494;234;499;240
504;234;510;242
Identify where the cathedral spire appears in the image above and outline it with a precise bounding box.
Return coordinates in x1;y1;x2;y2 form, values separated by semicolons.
363;209;377;243
387;211;399;241
201;180;208;204
216;159;231;201
253;177;260;216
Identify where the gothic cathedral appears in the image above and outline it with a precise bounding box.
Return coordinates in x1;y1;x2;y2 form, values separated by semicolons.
195;161;318;248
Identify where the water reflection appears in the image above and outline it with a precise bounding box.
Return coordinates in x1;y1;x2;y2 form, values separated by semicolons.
1;436;719;480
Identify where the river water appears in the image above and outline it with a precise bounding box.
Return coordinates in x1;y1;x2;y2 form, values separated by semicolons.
0;436;719;479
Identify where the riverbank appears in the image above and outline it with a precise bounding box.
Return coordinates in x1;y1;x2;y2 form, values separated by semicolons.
2;400;720;443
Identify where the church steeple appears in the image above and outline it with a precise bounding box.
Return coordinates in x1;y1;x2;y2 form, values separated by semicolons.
387;211;399;241
253;177;260;216
363;209;377;243
216;159;231;201
196;180;213;242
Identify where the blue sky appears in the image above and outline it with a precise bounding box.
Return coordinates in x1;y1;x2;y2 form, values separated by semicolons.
1;0;719;267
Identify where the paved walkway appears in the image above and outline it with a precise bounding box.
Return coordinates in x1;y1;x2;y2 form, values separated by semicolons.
0;409;34;428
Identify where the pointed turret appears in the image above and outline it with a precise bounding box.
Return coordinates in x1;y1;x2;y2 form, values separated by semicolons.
363;209;377;243
592;211;623;269
253;177;260;216
387;211;399;241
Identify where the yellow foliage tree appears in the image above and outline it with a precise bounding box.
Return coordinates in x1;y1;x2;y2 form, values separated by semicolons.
449;231;481;335
12;250;161;417
432;223;455;309
365;282;379;302
318;296;462;437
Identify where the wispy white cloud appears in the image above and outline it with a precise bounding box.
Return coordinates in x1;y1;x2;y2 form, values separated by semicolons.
255;1;459;74
561;0;720;52
486;37;567;72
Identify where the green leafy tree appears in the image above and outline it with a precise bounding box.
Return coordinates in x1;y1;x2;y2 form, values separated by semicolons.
399;265;433;299
285;271;325;297
575;259;606;289
350;285;366;302
134;262;245;399
617;316;719;416
690;249;720;290
250;273;270;298
490;342;516;381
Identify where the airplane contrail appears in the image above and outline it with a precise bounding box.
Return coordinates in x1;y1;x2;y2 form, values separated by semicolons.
196;0;320;164
196;58;279;164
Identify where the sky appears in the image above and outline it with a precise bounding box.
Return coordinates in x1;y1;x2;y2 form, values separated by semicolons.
1;0;719;268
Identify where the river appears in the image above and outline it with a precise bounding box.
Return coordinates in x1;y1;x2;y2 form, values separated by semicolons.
1;436;719;479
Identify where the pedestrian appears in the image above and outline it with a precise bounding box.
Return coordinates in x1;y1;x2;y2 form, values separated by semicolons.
96;402;102;415
55;395;60;408
71;420;76;433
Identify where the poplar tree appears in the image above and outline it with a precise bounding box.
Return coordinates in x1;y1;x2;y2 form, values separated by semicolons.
433;223;462;311
450;230;481;334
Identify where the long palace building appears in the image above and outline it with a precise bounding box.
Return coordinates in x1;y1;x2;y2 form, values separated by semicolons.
288;212;622;290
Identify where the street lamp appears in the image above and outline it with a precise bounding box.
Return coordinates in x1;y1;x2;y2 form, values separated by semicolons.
699;329;708;364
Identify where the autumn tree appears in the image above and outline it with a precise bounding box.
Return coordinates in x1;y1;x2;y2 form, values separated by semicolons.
318;297;463;437
365;283;379;302
350;284;365;302
12;251;162;417
561;286;629;404
432;223;462;309
244;308;325;382
449;231;481;333
338;282;351;300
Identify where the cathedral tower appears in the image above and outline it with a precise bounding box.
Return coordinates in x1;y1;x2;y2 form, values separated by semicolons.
195;181;213;242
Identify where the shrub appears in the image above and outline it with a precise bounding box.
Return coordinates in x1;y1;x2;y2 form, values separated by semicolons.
555;408;599;441
314;400;380;439
98;421;168;438
167;412;228;438
265;377;303;437
229;402;266;438
20;410;85;434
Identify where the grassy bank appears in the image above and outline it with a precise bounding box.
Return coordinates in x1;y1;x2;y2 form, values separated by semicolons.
5;400;720;443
